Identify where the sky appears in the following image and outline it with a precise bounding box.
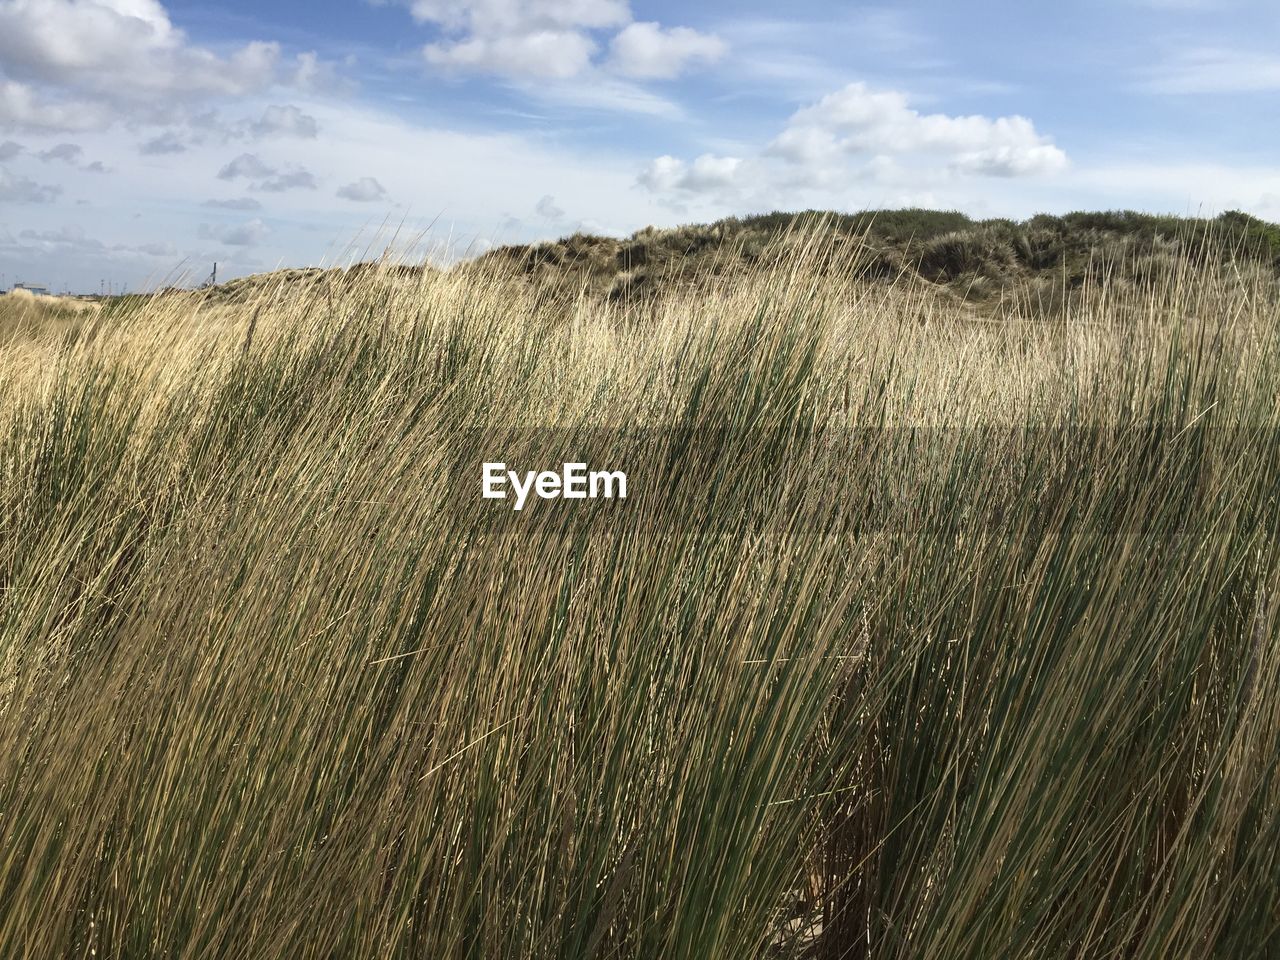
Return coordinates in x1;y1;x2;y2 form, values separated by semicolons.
1;0;1279;293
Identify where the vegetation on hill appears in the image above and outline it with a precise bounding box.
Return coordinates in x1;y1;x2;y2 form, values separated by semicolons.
0;286;100;346
186;208;1280;319
470;207;1280;313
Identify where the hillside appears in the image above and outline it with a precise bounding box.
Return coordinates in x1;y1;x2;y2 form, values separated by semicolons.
470;208;1280;313
183;209;1280;319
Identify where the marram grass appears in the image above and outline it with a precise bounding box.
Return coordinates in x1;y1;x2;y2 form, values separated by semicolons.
0;237;1278;959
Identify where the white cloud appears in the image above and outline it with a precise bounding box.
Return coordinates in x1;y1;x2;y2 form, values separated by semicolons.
140;131;186;154
0;0;330;134
198;217;269;247
608;22;726;79
1138;48;1280;94
425;30;597;80
635;155;682;192
0;0;181;82
536;194;564;218
18;225;105;251
638;154;741;195
517;74;682;117
14;225;163;258
776;84;1067;173
0;80;101;131
953;145;1073;178
32;139;106;171
132;104;318;157
216;152;315;192
290;51;337;93
336;176;388;202
256;169;316;192
249;104;319;139
218;152;275;181
1;88;688;291
409;0;630;34
404;0;724;83
38;142;83;163
765;125;838;167
0;0;282;97
637;82;1067;213
0;166;61;202
20;229;162;259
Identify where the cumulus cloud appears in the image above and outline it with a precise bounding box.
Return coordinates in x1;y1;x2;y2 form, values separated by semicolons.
140;131;186;154
290;51;337;92
535;194;565;218
952;145;1073;178
37;142;83;163
217;152;275;181
216;152;315;192
4;88;684;291
133;104;318;157
774;84;1068;175
0;0;329;133
202;197;262;210
31;140;106;171
249;104;319;139
638;82;1068;208
0;0;282;96
18;224;104;251
0;79;101;131
415;0;623;77
336;177;388;202
198;218;269;247
407;0;724;83
0;167;61;202
608;22;726;79
256;169;316;192
638;154;741;195
12;226;173;262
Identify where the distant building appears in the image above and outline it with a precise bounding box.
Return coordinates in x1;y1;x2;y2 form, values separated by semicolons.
10;283;51;296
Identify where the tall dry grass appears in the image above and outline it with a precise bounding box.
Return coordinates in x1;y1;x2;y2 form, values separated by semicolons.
0;234;1278;958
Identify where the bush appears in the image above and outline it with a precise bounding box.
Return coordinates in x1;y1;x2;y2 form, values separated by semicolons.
918;228;1019;284
1217;210;1280;261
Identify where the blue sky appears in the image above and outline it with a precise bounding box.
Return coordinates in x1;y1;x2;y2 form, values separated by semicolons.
1;0;1278;292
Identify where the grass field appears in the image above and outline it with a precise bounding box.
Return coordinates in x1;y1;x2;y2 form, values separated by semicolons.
1;225;1278;958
